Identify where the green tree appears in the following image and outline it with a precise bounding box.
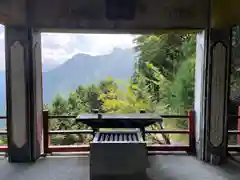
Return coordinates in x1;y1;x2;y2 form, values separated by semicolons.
167;58;195;114
50;94;68;116
134;33;196;82
49;94;86;145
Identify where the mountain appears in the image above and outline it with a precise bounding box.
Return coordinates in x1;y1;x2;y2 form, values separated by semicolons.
42;63;59;72
43;48;136;104
0;48;136;114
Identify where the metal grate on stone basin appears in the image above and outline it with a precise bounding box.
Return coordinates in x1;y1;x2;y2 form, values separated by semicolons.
97;132;139;142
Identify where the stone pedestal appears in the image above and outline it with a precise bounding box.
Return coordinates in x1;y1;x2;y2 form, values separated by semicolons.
90;131;148;180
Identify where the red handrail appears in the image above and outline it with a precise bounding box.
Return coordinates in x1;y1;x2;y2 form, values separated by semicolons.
188;111;196;154
0;116;7;153
1;109;240;154
0;111;197;154
43;111;50;154
227;106;240;152
43;110;196;154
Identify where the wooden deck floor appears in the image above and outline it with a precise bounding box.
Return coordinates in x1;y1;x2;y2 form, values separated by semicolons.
0;154;239;180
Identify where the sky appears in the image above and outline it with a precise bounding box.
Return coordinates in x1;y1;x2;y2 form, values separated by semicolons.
0;25;135;71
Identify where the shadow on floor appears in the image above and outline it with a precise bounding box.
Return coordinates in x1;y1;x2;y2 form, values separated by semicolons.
0;155;239;180
217;156;240;179
147;155;240;180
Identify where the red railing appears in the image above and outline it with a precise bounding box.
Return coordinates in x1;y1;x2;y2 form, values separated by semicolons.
43;110;196;155
227;106;240;152
0;116;7;152
0;110;239;154
0;111;196;154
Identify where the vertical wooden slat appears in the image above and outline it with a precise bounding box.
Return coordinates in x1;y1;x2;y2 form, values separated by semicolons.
43;110;49;154
238;106;240;144
188;111;196;155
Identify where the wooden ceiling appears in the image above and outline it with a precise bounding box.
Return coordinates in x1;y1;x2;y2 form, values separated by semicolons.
0;0;209;32
1;0;240;32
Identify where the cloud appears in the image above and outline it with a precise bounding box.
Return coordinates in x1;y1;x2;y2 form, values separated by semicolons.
41;33;135;65
0;25;135;70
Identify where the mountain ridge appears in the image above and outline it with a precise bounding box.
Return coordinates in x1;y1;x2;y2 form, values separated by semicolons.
43;48;136;103
0;48;136;114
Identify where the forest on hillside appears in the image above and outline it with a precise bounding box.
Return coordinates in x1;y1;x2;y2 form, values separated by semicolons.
45;33;197;145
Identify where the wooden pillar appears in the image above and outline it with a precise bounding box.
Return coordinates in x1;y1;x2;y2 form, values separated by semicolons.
206;28;231;165
5;26;43;162
195;28;232;165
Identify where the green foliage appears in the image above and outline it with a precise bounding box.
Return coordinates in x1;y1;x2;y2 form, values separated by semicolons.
133;33;196;141
46;32;197;145
51;94;68;115
134;33;196;82
49;93;91;145
230;26;240;99
166;58;195;130
167;58;195;114
99;83;155;113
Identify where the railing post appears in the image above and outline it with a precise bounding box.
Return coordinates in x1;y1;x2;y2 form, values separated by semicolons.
188;110;196;155
140;109;146;141
43;110;49;155
238;106;240;144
